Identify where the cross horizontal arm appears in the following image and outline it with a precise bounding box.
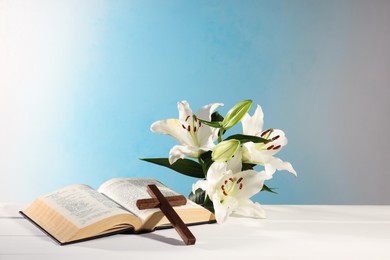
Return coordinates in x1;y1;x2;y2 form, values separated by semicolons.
136;195;187;210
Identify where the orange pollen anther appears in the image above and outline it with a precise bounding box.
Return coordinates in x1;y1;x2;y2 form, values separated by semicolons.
261;129;271;137
273;145;281;150
221;177;245;196
267;145;274;150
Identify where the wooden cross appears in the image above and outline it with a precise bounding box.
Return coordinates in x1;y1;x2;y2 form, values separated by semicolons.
136;184;196;245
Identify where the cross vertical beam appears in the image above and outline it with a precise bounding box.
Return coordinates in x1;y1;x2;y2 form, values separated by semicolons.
145;184;196;245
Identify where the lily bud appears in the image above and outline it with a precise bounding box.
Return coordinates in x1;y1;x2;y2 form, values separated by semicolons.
212;139;240;162
222;100;252;130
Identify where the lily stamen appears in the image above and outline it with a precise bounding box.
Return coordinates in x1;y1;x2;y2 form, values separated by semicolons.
220;177;245;197
260;128;274;140
273;145;281;150
261;129;271;137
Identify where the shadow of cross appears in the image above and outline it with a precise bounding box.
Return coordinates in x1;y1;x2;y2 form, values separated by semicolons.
136;184;196;246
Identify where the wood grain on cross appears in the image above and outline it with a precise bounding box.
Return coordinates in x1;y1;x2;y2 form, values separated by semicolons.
136;184;196;245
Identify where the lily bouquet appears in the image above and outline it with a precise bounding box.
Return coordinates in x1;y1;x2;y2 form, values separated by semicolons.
141;100;296;223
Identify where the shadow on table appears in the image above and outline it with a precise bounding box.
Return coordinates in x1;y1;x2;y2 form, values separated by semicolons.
72;232;187;251
139;232;184;246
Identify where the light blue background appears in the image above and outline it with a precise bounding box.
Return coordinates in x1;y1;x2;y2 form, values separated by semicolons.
1;0;390;204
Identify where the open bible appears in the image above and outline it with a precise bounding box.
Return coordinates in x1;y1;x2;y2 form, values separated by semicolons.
20;178;215;245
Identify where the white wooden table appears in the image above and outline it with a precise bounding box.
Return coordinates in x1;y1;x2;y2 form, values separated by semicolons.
1;203;389;259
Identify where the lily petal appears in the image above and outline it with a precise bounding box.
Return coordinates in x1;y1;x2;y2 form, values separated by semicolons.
192;179;209;194
212;193;238;223
178;101;193;122
242;142;274;164
195;103;224;145
194;127;217;152
242;104;264;136
169;145;200;164
195;102;224;121
267;129;288;150
227;170;265;200
226;147;243;173
232;199;267;219
264;157;297;178
151;119;192;146
207;162;230;186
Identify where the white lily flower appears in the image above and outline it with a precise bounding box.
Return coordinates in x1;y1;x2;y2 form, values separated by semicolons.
193;153;267;223
241;105;297;179
151;101;223;164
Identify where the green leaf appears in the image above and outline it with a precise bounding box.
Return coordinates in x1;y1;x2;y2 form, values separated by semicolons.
188;188;206;205
225;134;269;144
200;151;213;175
222;100;252;130
202;195;215;213
242;163;256;171
189;190;214;213
211;111;224;122
140;158;204;178
261;184;278;194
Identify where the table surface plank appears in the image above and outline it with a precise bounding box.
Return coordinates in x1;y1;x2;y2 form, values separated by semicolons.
1;203;389;260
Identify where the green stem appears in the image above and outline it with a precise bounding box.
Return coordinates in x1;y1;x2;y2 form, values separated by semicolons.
217;128;224;143
266;128;274;139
